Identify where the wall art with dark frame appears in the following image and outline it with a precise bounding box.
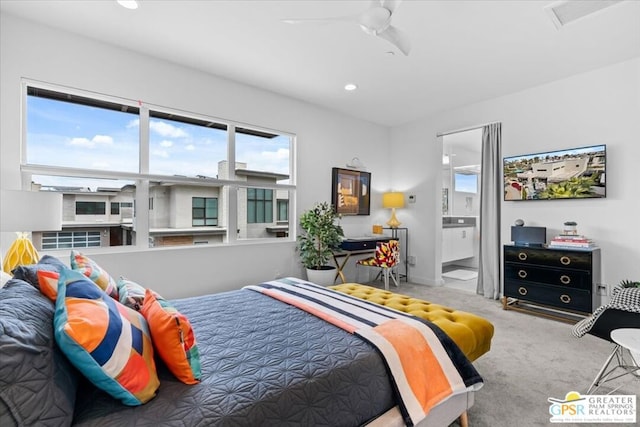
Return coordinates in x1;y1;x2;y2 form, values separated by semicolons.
331;167;371;215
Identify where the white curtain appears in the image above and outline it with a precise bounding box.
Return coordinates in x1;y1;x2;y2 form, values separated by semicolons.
477;123;502;299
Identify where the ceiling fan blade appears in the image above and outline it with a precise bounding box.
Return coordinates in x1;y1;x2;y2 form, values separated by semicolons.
377;24;411;55
381;0;402;14
282;15;358;25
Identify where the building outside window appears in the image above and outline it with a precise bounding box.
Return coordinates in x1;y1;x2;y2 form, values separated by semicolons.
22;82;295;250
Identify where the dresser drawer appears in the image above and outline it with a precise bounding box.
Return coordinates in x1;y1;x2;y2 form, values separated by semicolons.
504;246;592;270
504;264;591;290
504;281;591;313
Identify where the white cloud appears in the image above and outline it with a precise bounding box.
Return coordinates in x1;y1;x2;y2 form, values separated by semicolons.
68;135;113;148
160;140;173;148
185;144;195;151
126;119;140;129
92;135;114;145
150;120;189;138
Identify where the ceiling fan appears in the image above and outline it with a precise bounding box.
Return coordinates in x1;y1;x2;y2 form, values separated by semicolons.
283;0;411;56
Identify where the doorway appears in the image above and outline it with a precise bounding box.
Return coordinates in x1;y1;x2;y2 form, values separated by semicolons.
441;128;482;292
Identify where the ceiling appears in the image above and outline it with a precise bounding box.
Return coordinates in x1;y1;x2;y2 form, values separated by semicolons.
1;0;639;127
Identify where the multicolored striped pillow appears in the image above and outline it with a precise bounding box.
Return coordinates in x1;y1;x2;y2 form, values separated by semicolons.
70;250;119;300
141;288;201;385
117;277;146;311
54;268;159;405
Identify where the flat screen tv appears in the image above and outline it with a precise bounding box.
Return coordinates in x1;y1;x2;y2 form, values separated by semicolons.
511;226;546;247
503;144;606;201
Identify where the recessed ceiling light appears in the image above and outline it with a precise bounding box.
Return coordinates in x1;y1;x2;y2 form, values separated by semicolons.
117;0;139;10
344;83;358;91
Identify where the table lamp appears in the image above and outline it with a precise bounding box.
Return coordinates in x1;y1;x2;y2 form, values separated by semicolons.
1;189;63;274
382;192;405;228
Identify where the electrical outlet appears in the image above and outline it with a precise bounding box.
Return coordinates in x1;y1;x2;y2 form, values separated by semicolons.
408;194;416;203
596;284;607;296
408;255;416;266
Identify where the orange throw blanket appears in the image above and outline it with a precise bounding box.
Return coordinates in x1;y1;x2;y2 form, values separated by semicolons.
246;278;483;426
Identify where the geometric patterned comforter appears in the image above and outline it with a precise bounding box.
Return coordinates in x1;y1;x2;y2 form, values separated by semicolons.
72;288;396;426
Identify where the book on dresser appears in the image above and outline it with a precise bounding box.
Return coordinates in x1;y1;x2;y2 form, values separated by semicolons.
549;234;596;249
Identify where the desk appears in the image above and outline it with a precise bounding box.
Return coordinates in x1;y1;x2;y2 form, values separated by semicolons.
332;237;391;284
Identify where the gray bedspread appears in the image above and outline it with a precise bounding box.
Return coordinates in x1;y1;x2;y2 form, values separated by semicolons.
72;289;395;426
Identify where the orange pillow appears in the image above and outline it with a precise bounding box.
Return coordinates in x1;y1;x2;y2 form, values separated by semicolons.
140;289;201;384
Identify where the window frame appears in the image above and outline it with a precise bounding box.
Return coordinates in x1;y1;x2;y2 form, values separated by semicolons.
20;80;297;251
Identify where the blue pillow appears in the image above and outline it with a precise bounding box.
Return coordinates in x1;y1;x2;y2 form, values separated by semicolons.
11;255;66;290
0;279;78;426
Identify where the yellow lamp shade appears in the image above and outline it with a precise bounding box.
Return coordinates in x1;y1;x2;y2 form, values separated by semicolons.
382;192;405;209
382;192;405;228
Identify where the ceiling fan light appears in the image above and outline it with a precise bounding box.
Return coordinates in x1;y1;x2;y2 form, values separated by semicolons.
117;0;139;10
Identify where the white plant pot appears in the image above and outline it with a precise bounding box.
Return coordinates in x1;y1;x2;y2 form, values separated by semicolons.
305;266;337;286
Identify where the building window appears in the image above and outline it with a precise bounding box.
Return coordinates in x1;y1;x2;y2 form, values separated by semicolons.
277;199;288;221
111;202;120;215
42;231;101;249
192;197;218;226
247;188;273;224
76;201;106;215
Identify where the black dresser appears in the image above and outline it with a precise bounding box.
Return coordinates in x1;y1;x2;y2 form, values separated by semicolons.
502;245;601;320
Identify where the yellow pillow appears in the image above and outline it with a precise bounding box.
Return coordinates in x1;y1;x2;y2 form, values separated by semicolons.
141;289;201;385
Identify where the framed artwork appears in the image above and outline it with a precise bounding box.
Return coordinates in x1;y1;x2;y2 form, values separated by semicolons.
331;167;371;216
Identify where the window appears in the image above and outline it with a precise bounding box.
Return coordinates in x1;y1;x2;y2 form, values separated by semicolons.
454;173;478;193
22;82;295;250
111;202;133;215
247;188;273;224
192;197;218;226
76;201;106;215
42;231;101;249
277;199;288;221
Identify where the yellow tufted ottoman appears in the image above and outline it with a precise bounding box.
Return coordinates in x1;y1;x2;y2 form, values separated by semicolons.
329;283;494;362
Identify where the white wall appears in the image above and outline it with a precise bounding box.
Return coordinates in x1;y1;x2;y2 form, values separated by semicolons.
391;58;640;298
0;13;391;298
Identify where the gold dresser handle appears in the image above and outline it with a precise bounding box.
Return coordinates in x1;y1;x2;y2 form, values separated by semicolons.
518;252;528;261
560;275;571;285
560;256;571;266
560;294;571;304
518;287;528;296
518;270;528;279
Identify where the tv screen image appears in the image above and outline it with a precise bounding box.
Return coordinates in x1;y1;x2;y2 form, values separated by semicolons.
511;226;547;247
503;144;606;200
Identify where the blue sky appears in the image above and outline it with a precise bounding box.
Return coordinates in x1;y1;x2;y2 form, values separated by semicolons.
27;96;290;188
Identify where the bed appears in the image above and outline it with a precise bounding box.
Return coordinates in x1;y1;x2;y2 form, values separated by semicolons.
1;272;486;427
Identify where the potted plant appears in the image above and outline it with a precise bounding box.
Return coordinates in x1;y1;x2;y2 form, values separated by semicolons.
297;201;344;285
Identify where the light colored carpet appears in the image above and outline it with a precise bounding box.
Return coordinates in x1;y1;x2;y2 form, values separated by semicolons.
442;269;478;281
360;280;638;427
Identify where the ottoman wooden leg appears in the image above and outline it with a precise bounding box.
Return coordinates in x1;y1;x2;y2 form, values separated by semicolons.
459;410;469;427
